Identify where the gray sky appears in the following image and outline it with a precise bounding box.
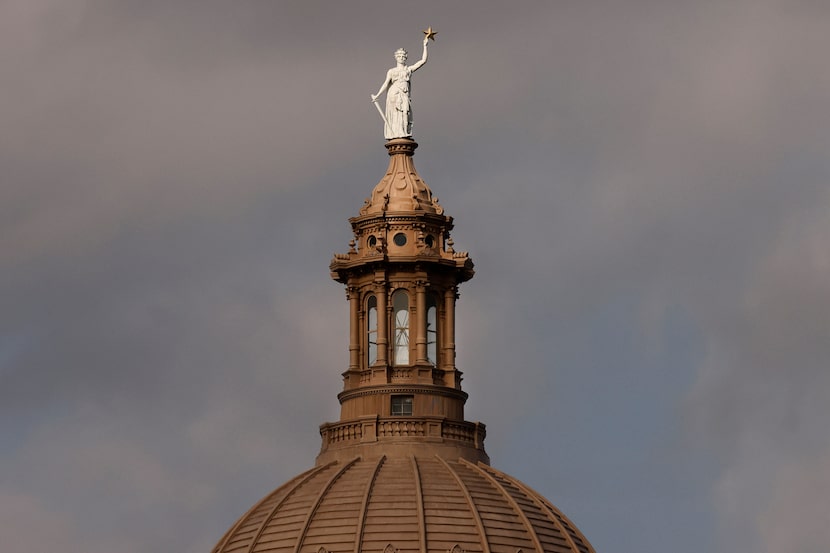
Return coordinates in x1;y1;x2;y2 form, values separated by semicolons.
2;1;829;552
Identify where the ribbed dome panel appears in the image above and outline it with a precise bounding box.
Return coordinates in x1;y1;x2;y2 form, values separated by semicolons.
300;458;375;553
213;457;594;553
417;457;482;553
450;461;536;553
253;461;347;553
361;457;422;553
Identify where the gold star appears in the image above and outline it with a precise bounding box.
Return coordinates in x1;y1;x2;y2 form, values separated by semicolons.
423;26;437;41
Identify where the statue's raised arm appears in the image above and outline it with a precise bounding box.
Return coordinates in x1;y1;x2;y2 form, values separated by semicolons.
408;37;429;72
370;28;436;140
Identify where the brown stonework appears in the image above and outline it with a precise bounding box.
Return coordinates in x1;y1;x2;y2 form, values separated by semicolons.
211;457;594;553
211;142;596;553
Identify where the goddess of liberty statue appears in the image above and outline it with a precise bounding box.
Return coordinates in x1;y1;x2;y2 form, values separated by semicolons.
371;29;435;139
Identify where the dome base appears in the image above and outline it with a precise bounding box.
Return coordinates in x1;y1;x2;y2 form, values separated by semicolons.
317;415;488;465
212;455;595;553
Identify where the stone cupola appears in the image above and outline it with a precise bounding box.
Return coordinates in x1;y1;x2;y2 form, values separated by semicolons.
323;137;482;464
211;136;596;553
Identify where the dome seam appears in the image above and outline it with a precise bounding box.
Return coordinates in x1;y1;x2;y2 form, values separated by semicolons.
410;456;427;553
354;456;386;553
434;456;492;553
212;466;318;553
460;459;546;553
535;496;593;553
293;457;361;553
479;463;591;553
242;461;337;553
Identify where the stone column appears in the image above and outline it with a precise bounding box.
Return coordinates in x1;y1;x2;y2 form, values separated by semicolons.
443;287;456;370
348;286;360;370
415;281;427;363
375;282;388;365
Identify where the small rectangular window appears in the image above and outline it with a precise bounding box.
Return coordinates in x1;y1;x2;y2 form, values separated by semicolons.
391;395;413;416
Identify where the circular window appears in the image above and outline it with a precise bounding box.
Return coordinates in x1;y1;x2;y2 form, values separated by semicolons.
367;235;377;248
393;233;407;246
424;235;435;248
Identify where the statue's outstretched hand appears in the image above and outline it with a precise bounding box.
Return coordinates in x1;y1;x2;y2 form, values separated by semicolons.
371;94;378;102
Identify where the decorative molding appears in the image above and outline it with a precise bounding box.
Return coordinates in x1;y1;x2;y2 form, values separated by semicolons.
338;384;468;403
351;211;452;227
387;284;409;294
387;224;413;231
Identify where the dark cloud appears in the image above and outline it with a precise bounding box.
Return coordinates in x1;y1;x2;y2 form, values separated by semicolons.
2;1;828;552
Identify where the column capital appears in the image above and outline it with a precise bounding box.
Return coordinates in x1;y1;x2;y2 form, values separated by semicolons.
444;286;459;299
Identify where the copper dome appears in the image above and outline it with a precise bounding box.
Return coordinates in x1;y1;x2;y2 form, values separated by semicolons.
212;455;593;553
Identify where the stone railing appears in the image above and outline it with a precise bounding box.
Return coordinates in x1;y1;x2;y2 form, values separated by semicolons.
442;421;479;444
390;368;413;379
350;367;453;386
319;416;486;452
377;419;425;437
323;421;363;445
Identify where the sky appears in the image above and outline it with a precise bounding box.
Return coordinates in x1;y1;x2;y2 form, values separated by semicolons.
1;1;829;552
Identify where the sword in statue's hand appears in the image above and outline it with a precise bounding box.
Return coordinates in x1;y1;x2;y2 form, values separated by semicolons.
370;94;389;128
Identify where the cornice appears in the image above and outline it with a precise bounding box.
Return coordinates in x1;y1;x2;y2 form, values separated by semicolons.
349;211;453;228
338;383;469;403
330;257;474;284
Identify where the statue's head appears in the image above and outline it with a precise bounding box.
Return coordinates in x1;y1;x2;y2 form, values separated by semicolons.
394;48;408;63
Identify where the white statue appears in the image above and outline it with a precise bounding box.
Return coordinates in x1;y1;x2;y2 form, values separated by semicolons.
371;28;436;140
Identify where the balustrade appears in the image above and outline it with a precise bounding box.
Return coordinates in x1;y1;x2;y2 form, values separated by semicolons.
320;417;484;450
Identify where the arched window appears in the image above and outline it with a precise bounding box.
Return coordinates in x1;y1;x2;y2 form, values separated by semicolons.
427;295;438;365
367;295;378;366
392;290;409;365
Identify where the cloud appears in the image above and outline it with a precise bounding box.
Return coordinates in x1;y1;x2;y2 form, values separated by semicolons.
2;1;829;552
758;448;830;553
688;194;830;550
0;492;98;553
